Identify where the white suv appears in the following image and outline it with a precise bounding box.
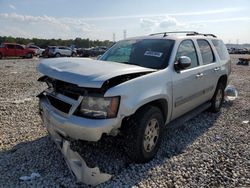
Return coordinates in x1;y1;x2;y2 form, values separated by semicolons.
37;31;231;163
47;46;77;57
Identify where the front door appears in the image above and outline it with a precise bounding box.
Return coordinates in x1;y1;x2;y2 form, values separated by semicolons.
5;44;16;56
15;44;25;57
172;39;206;120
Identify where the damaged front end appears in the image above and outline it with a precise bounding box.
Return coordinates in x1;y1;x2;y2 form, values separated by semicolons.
37;77;117;185
48;125;112;186
37;70;154;185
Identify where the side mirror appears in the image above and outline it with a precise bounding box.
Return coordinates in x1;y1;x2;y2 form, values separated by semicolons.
174;56;191;71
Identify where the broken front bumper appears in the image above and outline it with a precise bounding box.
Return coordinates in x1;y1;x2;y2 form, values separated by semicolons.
48;121;112;185
39;95;122;142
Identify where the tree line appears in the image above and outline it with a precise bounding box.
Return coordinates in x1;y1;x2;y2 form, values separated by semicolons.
0;36;113;49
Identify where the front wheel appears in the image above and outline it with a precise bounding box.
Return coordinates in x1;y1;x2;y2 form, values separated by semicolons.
125;106;164;163
55;53;61;58
209;82;225;113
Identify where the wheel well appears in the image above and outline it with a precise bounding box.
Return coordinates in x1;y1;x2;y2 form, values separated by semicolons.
218;75;227;89
120;99;168;133
130;99;168;123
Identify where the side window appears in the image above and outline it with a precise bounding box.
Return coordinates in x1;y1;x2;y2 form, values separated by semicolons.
16;45;24;50
176;40;199;69
7;44;15;49
211;40;230;61
197;39;215;65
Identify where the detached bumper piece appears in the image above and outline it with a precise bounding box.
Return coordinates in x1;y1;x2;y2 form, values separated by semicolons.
49;129;112;186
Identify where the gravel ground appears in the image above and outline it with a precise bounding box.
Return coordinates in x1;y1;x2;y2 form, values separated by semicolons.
0;55;249;187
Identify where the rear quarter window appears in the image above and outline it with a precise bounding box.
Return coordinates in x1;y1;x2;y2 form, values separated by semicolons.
197;39;215;65
212;40;230;61
16;45;24;50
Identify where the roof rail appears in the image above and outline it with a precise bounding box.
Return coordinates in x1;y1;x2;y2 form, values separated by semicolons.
149;31;217;38
186;33;217;38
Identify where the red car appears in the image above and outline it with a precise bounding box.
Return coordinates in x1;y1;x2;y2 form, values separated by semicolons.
0;43;36;59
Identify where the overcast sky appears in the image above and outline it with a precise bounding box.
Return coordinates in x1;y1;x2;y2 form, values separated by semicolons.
0;0;250;43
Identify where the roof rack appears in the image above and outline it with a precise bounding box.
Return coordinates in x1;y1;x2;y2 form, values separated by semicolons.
149;31;217;38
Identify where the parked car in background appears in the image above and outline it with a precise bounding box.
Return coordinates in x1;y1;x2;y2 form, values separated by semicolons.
228;47;250;54
27;44;45;57
0;43;36;59
42;46;77;58
238;48;249;54
78;46;107;57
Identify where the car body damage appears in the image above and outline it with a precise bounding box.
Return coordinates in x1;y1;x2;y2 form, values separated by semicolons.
37;58;156;185
37;57;155;88
45;112;112;186
38;70;154;95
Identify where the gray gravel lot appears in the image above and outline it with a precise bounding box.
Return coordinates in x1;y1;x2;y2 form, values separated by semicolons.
0;55;249;187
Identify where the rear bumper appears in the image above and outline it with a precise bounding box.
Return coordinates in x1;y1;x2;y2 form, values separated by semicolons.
39;97;122;142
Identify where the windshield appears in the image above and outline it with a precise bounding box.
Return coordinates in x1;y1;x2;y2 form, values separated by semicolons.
100;39;175;69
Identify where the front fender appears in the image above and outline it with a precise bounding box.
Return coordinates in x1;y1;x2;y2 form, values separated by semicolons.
104;69;172;122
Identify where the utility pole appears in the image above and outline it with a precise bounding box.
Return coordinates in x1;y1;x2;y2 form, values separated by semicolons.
123;30;127;40
113;33;116;42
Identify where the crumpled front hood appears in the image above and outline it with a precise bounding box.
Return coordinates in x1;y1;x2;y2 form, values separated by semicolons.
37;57;155;88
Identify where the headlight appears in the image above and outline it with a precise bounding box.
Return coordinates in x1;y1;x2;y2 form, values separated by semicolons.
79;96;120;119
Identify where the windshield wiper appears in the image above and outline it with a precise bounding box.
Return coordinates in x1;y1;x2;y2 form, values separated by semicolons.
120;62;141;66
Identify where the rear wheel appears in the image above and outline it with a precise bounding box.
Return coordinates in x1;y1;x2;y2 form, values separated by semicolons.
0;53;2;59
209;82;225;113
55;53;61;57
26;53;33;59
125;106;164;163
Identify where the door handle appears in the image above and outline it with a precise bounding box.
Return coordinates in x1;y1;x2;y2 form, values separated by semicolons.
214;67;221;71
196;72;204;78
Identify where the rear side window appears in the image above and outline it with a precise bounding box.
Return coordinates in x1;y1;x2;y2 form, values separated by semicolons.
16;45;24;50
29;46;38;49
7;44;15;49
212;40;230;61
197;39;215;65
176;40;199;69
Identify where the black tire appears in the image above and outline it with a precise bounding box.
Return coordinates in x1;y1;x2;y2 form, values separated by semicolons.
71;52;77;57
209;82;225;113
0;53;2;59
55;53;61;58
26;53;33;59
125;105;164;163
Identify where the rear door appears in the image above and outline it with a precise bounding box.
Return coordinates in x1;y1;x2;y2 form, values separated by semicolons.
195;39;220;101
5;44;16;56
65;47;72;56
